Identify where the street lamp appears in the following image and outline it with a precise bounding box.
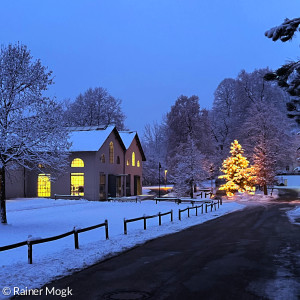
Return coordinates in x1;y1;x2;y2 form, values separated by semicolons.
164;169;168;187
158;162;161;198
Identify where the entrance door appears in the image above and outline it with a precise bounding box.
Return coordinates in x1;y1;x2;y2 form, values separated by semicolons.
116;176;122;197
108;174;116;198
134;175;141;195
38;174;51;197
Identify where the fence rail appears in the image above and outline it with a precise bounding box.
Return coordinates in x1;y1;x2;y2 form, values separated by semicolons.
0;220;109;264
124;210;173;234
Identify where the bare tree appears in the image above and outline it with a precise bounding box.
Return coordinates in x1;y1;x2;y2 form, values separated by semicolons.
0;44;70;224
64;87;126;130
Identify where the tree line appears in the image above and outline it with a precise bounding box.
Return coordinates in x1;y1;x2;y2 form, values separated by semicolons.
142;68;298;197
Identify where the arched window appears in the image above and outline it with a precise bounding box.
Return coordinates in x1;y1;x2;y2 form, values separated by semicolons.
137;160;140;167
71;158;84;167
132;152;135;167
100;154;105;163
126;159;130;166
109;142;114;164
117;156;120;164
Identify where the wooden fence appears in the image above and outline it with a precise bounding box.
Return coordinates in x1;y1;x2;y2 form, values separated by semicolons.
124;210;173;234
178;199;222;220
0;220;109;264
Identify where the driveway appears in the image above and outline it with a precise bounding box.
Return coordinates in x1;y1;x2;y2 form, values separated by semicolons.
17;202;300;300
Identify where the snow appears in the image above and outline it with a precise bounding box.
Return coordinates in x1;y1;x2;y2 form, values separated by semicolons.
68;125;114;151
118;131;136;149
0;198;243;297
286;206;300;225
276;175;300;187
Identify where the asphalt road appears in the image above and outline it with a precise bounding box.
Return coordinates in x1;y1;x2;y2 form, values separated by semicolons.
18;202;300;300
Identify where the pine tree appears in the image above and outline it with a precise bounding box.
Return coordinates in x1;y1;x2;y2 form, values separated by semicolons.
252;140;277;195
219;140;255;197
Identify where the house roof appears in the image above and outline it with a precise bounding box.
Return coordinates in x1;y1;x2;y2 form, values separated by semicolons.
119;131;146;161
68;125;121;152
119;131;136;149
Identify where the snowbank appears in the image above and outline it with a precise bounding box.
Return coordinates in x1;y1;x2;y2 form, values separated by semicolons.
0;198;243;298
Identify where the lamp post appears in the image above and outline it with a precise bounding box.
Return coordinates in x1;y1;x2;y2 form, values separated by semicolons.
158;162;161;198
164;169;168;187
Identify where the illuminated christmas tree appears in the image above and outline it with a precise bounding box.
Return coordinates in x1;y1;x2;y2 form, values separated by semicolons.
219;140;255;197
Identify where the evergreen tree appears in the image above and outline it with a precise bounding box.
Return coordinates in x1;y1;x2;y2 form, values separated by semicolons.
252;139;277;195
219;140;255;197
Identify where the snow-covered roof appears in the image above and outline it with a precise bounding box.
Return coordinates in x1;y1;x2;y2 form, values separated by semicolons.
68;125;115;152
119;131;136;149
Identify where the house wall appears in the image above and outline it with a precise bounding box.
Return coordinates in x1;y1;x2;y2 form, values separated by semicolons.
5;168;25;199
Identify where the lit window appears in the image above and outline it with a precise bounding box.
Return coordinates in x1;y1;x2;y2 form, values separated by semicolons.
132;152;135;166
109;142;114;164
38;164;44;169
71;158;84;167
137;160;140;167
117;156;120;164
126;159;130;166
71;173;84;196
37;174;51;197
100;154;105;163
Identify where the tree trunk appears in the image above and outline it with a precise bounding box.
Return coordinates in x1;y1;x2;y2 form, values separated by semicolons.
190;181;194;199
263;184;268;195
0;166;7;224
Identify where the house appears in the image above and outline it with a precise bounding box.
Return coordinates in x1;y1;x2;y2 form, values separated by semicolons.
4;125;146;201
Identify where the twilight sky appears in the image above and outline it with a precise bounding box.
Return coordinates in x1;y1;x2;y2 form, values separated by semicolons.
1;0;300;133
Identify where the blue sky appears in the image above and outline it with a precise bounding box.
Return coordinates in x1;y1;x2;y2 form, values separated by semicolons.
1;0;300;133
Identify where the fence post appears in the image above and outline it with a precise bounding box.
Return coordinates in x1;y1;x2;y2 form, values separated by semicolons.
214;203;217;211
201;204;203;214
124;218;127;235
105;219;109;239
205;204;208;213
171;210;173;222
156;198;158;204
179;209;181;221
28;241;32;264
74;227;79;249
218;200;219;208
144;216;147;230
196;206;198;216
188;207;190;217
159;212;161;226
220;198;223;205
211;204;213;212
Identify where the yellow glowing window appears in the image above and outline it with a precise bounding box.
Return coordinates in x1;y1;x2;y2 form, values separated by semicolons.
109;142;114;164
100;154;105;163
137;160;140;167
71;158;84;167
132;152;135;166
71;173;84;196
37;174;51;197
126;159;130;166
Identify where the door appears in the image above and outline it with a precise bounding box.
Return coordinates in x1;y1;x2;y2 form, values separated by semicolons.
71;173;84;196
134;175;141;195
108;174;116;198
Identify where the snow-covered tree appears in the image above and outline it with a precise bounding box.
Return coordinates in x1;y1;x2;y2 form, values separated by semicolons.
265;18;300;126
219;140;255;197
172;134;208;198
142;120;167;185
64;87;125;130
0;44;70;224
252;139;277;195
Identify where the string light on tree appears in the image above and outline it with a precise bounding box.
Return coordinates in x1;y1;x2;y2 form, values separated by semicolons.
219;140;255;197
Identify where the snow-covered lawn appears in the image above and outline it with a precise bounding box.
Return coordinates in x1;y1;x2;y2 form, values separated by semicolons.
0;198;243;298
